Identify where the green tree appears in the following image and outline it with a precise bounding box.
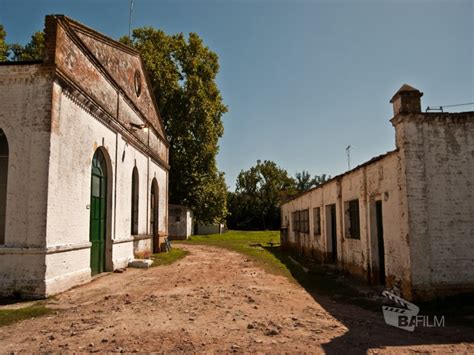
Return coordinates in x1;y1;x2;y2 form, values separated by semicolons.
0;25;8;61
231;160;296;230
20;31;45;60
295;170;330;192
121;28;228;224
6;30;45;61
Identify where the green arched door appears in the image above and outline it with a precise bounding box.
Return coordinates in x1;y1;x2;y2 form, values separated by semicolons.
90;149;107;275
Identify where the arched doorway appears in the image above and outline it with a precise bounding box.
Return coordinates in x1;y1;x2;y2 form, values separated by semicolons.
90;149;108;275
0;129;8;245
150;178;159;253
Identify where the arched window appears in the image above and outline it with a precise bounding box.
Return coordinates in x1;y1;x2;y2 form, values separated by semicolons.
150;178;159;253
0;130;8;244
131;167;139;235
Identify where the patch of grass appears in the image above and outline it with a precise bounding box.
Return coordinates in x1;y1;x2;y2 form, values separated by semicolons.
0;304;53;327
151;247;189;267
179;230;292;278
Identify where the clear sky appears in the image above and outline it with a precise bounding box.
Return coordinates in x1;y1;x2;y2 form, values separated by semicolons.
1;0;473;189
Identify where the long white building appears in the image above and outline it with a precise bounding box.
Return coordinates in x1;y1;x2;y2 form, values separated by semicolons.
281;85;474;301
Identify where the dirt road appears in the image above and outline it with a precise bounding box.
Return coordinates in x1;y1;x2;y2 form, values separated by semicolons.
0;245;472;353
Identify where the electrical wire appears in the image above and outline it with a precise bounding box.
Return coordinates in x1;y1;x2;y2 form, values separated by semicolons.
441;102;474;108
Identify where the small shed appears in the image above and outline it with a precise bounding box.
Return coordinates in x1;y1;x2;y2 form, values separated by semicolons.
168;204;193;240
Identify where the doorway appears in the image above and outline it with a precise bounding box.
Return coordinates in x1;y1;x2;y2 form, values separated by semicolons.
326;204;337;263
90;149;107;275
375;200;386;285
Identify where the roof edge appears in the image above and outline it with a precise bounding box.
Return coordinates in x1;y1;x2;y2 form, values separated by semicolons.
282;149;399;205
52;15;140;56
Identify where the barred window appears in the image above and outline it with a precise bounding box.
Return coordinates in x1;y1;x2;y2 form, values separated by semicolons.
292;212;297;232
313;207;321;235
296;211;301;232
345;199;360;239
292;209;310;233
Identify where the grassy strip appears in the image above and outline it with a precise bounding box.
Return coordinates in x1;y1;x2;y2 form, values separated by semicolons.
151;247;189;267
0;305;53;327
179;230;292;279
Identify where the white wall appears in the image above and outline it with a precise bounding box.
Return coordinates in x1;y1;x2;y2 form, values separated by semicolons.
397;113;474;298
43;86;168;295
0;64;53;297
281;152;413;296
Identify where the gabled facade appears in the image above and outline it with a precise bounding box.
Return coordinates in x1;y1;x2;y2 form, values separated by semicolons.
281;85;474;301
0;15;169;298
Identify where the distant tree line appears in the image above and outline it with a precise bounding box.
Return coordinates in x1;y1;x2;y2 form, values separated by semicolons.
227;160;329;230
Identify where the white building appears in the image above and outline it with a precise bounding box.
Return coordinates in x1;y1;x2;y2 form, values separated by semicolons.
0;15;169;298
168;204;193;240
281;85;474;301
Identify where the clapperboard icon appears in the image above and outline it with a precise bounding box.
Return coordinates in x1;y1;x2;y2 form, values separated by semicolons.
382;290;419;332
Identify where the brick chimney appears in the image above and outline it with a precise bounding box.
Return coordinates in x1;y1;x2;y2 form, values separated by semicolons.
390;84;423;116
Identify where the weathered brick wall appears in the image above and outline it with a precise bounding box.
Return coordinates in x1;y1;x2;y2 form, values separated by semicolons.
281;151;413;296
0;64;53;297
397;112;474;298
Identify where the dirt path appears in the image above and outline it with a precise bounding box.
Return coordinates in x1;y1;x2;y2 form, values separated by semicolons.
0;245;472;353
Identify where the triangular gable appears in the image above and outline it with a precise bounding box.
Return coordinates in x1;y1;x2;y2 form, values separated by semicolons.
62;17;166;140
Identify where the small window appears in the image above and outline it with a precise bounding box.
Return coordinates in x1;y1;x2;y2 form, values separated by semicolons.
345;199;360;239
294;209;309;233
313;207;321;235
296;211;301;232
302;209;309;233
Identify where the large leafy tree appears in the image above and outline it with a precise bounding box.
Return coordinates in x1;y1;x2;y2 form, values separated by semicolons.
121;28;228;224
0;25;7;61
228;160;296;230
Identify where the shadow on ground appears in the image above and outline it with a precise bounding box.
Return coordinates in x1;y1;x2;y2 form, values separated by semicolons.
264;246;474;354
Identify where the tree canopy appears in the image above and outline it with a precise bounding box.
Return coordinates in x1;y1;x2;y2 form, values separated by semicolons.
121;28;228;224
1;28;45;61
295;170;329;192
227;160;296;230
0;25;7;61
227;163;330;230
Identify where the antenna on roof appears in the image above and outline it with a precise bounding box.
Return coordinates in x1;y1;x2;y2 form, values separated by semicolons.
426;102;474;112
128;0;134;41
426;106;443;112
346;145;355;170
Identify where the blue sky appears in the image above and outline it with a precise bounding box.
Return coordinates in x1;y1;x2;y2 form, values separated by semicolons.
1;0;472;189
